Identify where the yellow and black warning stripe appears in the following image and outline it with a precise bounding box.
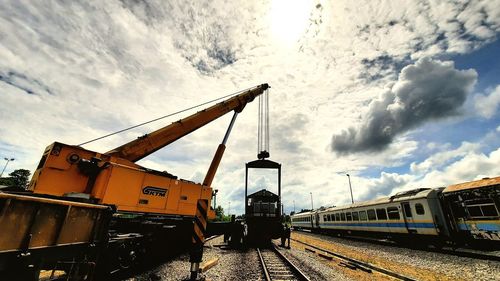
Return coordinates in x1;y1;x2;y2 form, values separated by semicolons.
192;199;208;245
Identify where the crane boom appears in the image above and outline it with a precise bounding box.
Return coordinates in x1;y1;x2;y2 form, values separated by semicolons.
106;84;269;162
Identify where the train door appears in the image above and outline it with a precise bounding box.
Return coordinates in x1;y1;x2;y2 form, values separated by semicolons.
315;213;320;228
401;202;417;234
310;215;314;229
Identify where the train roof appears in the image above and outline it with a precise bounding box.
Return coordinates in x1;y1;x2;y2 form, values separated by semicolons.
292;210;315;216
323;187;442;212
247;189;278;198
443;176;500;193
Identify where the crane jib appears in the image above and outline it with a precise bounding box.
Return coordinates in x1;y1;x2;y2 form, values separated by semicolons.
106;84;270;163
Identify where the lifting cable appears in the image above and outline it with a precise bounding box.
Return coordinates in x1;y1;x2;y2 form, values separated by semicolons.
257;88;270;159
78;86;255;146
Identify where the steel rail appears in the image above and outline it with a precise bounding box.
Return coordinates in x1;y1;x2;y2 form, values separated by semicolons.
257;245;311;281
292;238;416;281
204;234;222;243
295;230;500;262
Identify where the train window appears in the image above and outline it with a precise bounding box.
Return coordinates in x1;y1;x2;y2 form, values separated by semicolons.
387;207;400;220
481;204;499;217
376;208;387;220
467;203;499;218
359;211;367;221
328;214;332;221
335;213;340;221
346;212;352;221
467;206;482;217
415;203;425;215
340;213;346;221
323;215;326;221
367;209;377;220
352;212;359;221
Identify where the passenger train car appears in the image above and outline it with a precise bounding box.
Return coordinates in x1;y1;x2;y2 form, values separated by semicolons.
292;177;500;248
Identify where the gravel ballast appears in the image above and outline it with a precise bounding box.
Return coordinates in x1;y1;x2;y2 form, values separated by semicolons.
132;235;352;280
293;231;500;281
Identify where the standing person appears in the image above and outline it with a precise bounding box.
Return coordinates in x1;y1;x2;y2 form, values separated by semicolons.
280;225;286;247
285;225;291;248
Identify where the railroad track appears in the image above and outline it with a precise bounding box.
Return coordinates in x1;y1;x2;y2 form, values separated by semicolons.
295;230;500;262
292;238;416;281
257;245;311;281
204;234;221;243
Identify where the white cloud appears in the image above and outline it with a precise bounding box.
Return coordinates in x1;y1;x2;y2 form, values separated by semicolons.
331;58;477;154
410;142;481;174
418;147;500;188
0;1;499;214
475;85;500;118
354;144;500;204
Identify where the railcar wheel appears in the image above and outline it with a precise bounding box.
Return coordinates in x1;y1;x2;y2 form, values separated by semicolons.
117;242;139;270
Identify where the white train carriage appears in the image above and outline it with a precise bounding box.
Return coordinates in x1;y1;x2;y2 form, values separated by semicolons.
291;210;315;230
293;188;451;241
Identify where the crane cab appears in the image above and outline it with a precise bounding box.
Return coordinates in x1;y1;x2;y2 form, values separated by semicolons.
29;142;215;219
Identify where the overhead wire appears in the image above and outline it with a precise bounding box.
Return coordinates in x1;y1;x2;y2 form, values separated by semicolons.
78;85;255;146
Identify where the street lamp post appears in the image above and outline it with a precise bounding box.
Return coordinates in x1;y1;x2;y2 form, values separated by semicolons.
293;200;295;213
228;201;231;217
346;173;354;204
0;158;14;177
310;192;314;210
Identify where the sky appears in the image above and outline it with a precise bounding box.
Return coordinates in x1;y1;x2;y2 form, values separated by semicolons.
1;0;499;215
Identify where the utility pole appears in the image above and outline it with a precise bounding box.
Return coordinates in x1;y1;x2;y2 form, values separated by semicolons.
0;158;14;177
293;200;295;213
228;201;231;216
346;173;354;204
310;192;314;210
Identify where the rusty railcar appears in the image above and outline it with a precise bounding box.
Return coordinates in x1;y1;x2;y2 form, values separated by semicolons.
0;192;113;280
441;176;500;246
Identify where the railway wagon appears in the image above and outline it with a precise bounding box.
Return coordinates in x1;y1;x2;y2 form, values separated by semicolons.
290;210;315;231
291;176;500;249
243;158;283;245
441;177;500;247
245;189;283;243
0;192;113;280
299;188;450;243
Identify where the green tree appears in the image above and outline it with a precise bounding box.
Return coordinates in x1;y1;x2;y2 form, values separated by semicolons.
0;177;14;187
8;169;31;190
215;205;225;221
